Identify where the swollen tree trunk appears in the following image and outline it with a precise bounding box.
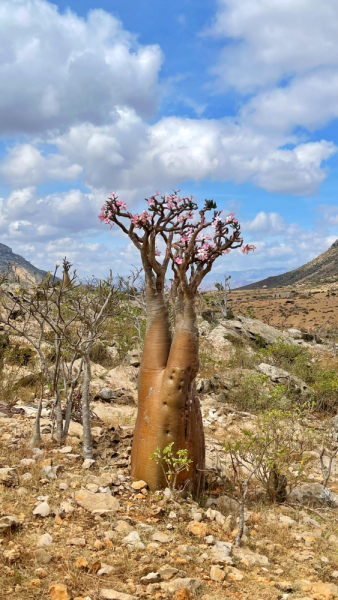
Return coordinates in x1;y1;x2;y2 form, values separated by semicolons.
131;293;205;495
81;355;93;459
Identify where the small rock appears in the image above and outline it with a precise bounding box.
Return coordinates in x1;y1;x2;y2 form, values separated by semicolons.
158;564;178;580
205;535;215;545
20;458;36;466
122;531;145;549
97;564;115;576
160;578;202;593
279;514;296;527
33;501;51;517
82;459;95;469
69;537;86;547
187;522;207;537
0;515;21;534
100;590;136;600
131;480;147;490
86;483;99;492
21;472;32;483
210;565;225;582
42;465;63;480
74;490;119;513
114;520;133;534
328;534;338;546
75;557;88;570
35;568;48;578
49;583;70;600
174;591;192;600
59;446;72;454
228;567;244;581
34;549;52;564
30;579;41;588
0;467;19;487
59;482;68;490
217;495;239;513
140;572;160;583
60;501;74;515
37;533;53;547
275;582;294;592
152;531;172;543
233;547;268;566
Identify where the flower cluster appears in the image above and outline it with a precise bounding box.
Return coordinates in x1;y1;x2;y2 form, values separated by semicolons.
99;190;255;274
130;210;152;228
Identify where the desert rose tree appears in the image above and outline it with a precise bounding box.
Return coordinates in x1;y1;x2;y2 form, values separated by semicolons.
100;191;254;493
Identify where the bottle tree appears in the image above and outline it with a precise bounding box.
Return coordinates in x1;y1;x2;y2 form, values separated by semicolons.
100;191;254;493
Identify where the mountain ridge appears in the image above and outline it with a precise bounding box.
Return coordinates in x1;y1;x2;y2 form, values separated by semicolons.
0;243;48;283
239;240;338;289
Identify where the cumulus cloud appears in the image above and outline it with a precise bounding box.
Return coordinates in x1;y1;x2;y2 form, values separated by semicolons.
244;211;286;234
207;0;338;92
0;187;101;241
0;144;82;186
0;0;163;135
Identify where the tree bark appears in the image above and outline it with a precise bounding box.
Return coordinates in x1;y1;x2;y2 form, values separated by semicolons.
81;356;93;459
131;293;205;495
30;394;43;448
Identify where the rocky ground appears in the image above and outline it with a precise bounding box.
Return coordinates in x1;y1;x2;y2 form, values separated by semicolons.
1;317;338;600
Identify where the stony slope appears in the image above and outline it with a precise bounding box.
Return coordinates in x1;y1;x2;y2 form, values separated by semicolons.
240;239;338;289
0;243;48;283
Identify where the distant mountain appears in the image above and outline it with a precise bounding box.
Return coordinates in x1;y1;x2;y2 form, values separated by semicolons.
201;267;286;290
239;240;338;290
0;243;48;284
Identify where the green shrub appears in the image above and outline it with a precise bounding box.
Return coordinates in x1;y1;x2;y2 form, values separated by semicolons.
6;344;32;366
257;341;310;381
311;369;338;412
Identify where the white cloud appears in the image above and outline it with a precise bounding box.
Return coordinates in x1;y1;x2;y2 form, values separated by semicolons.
244;211;286;234
0;0;163;135
0;144;82;186
0;187;101;241
207;0;338;92
48;116;335;196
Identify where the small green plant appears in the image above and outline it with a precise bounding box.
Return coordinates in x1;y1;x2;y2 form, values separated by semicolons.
228;409;314;502
150;442;192;492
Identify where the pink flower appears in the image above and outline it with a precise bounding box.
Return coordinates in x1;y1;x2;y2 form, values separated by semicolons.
98;211;105;221
155;247;161;256
179;235;189;244
222;248;231;255
155;191;161;196
116;200;127;210
185;211;194;219
241;244;255;254
175;257;183;264
103;218;110;224
197;249;209;261
148;197;155;206
212;216;222;227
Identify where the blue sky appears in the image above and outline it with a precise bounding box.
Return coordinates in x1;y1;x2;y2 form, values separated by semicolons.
0;0;337;282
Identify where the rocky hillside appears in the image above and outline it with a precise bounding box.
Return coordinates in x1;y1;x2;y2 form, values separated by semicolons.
0;243;48;284
240;239;338;289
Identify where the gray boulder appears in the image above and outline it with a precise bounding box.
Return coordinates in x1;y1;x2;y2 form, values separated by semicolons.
290;483;338;507
256;363;310;393
220;316;294;346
